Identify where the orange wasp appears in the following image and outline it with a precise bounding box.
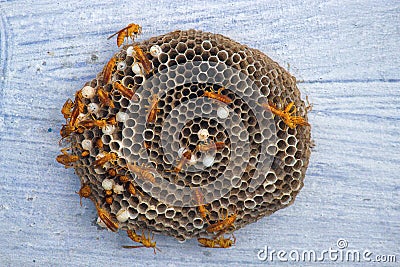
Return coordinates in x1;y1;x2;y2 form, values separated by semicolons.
93;152;118;168
95;137;104;150
103;56;117;84
116;174;143;196
206;209;237;234
146;94;160;123
123;230;161;254
97;86;115;108
105;195;113;205
216;235;236;248
126;229;142;243
113;81;138;101
56;148;79;168
127;162;156;183
193;188;210;222
104;189;112;197
69;90;85;127
262;101;310;129
197;237;217;248
133;45;152;75
108;168;118;177
59;124;80;144
118;174;130;183
78;116;117;130
60;124;76;138
76;184;92;206
61;98;74;120
72;143;90;157
166;149;192;173
107;23;142;47
196;140;225;153
81;150;90;157
69;105;80;128
127;181;144;196
95;202;119;232
107;115;117;125
203;87;233;104
78;119;105;129
198;234;236;248
127;182;137;196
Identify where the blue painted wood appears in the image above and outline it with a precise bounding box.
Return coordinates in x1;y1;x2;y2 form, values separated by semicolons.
0;0;399;266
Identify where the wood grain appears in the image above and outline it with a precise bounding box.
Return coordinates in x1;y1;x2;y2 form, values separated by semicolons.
0;0;399;266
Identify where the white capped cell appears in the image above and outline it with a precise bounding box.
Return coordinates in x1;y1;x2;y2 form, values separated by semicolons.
87;103;100;114
117;61;126;71
102;178;114;191
132;62;142;75
113;184;124;194
150;45;162;57
217;106;229;119
116;208;130;222
102;124;116;135
116;111;128;122
81;139;92;151
81;86;95;99
198;129;209;142
202;154;214;167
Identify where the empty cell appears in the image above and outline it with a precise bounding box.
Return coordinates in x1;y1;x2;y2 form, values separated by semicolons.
194;44;203;54
83;130;95;140
286;145;296;156
145;209;158;220
191;66;200;76
244;199;256;209
198;72;207;82
217;50;228;61
201;40;212;50
223;68;233;79
280;194;292;205
293;159;303;171
231;53;241;64
133;75;144;85
143;129;154;141
101;134;112;145
176;54;186;64
207;67;217;77
185;49;195;60
277;140;287;150
166;79;176;88
164;208;175;219
176;42;187;53
109;141;120;151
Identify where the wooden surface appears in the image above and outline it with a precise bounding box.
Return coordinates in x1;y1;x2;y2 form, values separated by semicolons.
0;0;399;266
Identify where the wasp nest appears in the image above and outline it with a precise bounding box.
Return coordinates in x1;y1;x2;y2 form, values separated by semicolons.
58;29;311;244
